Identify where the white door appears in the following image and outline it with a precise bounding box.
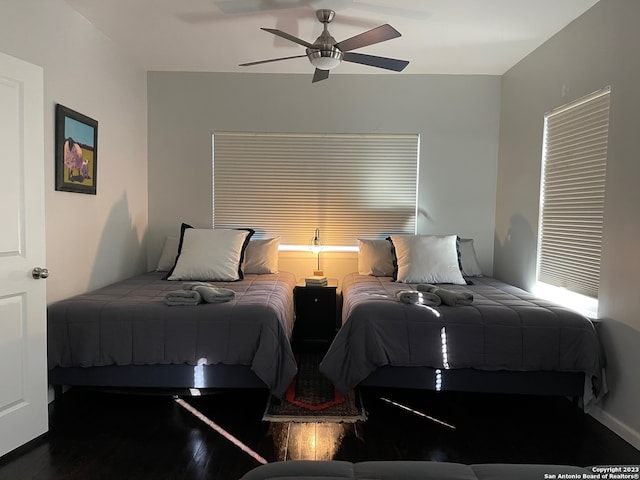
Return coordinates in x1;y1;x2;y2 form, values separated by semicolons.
0;51;48;457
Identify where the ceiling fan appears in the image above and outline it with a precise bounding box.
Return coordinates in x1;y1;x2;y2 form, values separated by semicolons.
239;9;409;82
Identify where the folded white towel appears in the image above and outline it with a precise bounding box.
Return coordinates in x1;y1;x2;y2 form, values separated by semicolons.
417;284;473;306
164;289;202;306
396;289;442;306
193;285;235;303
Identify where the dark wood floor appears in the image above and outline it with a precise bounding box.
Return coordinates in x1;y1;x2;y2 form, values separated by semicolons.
1;386;639;480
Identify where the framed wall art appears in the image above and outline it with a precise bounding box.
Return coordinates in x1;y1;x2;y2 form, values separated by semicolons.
55;104;98;194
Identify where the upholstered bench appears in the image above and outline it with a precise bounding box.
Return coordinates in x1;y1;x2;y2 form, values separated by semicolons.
240;460;595;480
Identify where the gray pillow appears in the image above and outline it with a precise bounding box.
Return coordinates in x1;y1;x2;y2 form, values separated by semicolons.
243;238;280;274
458;237;483;277
357;239;395;276
155;235;179;272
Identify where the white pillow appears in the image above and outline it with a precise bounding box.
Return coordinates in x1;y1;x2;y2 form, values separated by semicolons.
156;235;179;272
390;234;466;285
167;228;253;281
243;238;280;274
358;239;395;276
458;238;483;277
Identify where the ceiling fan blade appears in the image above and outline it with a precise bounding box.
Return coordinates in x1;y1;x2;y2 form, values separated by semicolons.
312;68;330;83
261;28;314;49
239;54;307;67
335;24;401;52
343;52;409;72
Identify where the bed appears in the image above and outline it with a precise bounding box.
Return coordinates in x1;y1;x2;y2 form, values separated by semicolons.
319;236;605;409
320;273;605;407
48;229;299;399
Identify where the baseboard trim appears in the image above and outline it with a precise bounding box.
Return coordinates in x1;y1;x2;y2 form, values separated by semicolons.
589;405;640;451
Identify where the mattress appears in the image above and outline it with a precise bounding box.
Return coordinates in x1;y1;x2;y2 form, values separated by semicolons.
320;274;604;406
47;271;298;398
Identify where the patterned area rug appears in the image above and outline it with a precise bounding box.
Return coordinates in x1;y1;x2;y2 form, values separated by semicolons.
263;353;366;423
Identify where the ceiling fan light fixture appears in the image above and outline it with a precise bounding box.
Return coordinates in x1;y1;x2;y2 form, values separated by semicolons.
307;48;343;70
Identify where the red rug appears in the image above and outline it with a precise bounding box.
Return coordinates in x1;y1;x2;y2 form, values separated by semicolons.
263;353;366;423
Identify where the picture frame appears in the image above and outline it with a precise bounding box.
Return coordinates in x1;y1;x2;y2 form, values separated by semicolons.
55;104;98;194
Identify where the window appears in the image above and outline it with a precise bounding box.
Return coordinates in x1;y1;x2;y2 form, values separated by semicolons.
212;132;419;248
536;86;610;316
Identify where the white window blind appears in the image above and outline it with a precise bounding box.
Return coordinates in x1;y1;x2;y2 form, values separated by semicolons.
213;132;418;247
538;87;610;299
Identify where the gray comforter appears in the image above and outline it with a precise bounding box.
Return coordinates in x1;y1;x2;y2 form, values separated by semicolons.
320;274;604;406
48;271;298;398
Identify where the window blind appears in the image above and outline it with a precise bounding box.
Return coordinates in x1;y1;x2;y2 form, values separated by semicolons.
537;87;610;299
213;132;418;247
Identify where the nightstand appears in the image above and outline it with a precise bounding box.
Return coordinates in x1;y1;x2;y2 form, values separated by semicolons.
292;280;338;352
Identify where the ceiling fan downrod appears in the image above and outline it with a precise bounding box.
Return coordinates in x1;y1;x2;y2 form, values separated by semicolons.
306;10;343;70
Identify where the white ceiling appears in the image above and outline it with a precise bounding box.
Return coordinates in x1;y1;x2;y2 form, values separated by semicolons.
63;0;599;75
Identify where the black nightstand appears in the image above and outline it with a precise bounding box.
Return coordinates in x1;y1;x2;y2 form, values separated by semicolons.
292;280;338;352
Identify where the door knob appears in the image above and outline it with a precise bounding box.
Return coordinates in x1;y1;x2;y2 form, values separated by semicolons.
32;267;49;279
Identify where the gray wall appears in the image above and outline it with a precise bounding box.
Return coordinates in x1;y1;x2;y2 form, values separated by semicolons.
147;72;501;281
0;0;149;303
496;0;640;448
